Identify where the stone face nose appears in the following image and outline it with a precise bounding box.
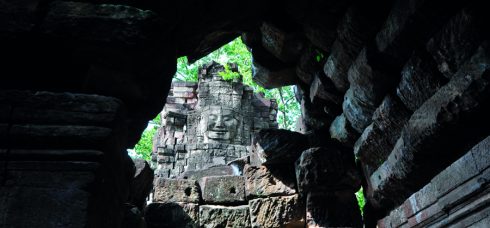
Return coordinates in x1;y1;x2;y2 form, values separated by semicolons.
214;115;225;128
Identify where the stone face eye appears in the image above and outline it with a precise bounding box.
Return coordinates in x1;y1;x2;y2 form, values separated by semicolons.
209;114;217;121
223;115;232;122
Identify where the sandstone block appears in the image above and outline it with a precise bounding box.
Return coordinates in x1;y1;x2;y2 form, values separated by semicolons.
153;178;200;203
145;202;198;228
41;1;160;46
306;191;362;228
329;113;360;147
252;60;297;89
252;129;309;165
200;175;246;204
260;22;304;63
353;95;411;174
397;51;448;111
129;158;154;209
199;205;251;228
296;147;360;194
244;164;296;198
249;195;305;228
179;165;234;180
369;43;490;208
427;7;485;78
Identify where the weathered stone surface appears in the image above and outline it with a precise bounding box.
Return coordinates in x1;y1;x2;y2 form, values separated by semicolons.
129;158;154;209
153;62;278;176
179;165;234;180
199;205;251;228
369;43;490;210
343;47;396;133
397;51;448;111
153;178;200;203
252;60;298;89
324;1;392;92
296;45;323;85
290;0;350;53
260;22;304;63
296;147;360;194
378;136;490;227
306;191;362;228
329;113;360;147
427;7;485;78
200;175;246;204
252;129;309;165
227;156;250;176
375;0;465;67
244;164;296;198
249;195;305;228
122;204;146;228
145;202;199;228
354;95;411;174
309;71;343;106
41;1;161;46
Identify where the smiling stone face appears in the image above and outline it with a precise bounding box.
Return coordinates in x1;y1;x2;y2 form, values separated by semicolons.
202;106;238;143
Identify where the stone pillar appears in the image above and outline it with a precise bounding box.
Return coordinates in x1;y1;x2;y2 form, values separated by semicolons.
0;91;134;228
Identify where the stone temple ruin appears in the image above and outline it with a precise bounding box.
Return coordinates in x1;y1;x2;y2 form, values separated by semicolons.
151;62;278;178
2;1;490;227
146;62;305;227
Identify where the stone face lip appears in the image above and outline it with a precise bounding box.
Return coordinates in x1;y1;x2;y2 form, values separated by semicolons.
200;175;246;204
249;194;305;228
199;205;251;228
153;178;201;203
145;202;199;228
244;164;297;198
252;129;309;165
295;147;360;194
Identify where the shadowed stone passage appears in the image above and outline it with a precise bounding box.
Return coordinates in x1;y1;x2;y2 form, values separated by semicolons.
2;0;490;227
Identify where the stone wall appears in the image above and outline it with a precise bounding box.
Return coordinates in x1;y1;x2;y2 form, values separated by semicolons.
0;91;149;228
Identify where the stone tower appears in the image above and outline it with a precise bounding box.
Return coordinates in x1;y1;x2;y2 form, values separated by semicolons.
152;62;278;178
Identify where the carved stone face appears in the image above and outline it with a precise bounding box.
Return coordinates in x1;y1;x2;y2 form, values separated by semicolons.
202;106;238;143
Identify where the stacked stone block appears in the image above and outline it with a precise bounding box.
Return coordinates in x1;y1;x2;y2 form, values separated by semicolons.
0;91;135;228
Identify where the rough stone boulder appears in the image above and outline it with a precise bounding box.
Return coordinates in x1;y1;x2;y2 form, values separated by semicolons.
199;175;246;204
252;129;309;165
244;164;297;198
199;205;251;228
295;147;360;194
153;178;200;203
129;158;154;209
306;191;362;227
369;43;490;209
249;195;305;228
145;202;199;228
179;165;234;180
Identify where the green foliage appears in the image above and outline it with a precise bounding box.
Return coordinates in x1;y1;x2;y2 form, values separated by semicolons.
218;64;241;81
315;49;325;63
355;187;366;216
152;113;161;125
133;125;157;161
132;113;160;161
